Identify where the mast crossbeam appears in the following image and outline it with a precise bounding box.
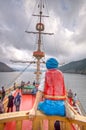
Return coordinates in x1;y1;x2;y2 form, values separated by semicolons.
32;14;49;17
25;31;54;35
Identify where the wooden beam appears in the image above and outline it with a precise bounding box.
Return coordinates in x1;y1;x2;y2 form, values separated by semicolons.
49;120;54;130
0;110;86;128
0;123;4;130
16;120;22;130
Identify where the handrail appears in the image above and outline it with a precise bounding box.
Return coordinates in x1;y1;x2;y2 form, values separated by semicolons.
5;84;18;96
0;110;86;130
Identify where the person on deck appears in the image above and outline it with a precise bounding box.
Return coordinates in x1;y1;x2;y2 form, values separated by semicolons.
28;58;66;118
33;80;36;86
20;81;25;90
14;92;21;111
32;86;38;95
73;93;78;106
13;82;16;90
68;89;73;105
7;92;14;112
1;86;5;101
54;120;61;130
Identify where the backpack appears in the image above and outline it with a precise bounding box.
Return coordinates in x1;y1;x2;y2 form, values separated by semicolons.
14;96;21;106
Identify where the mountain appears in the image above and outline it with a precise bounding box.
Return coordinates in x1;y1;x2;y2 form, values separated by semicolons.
59;58;86;75
0;62;14;72
0;58;86;74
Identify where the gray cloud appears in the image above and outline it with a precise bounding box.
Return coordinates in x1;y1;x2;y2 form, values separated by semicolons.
0;0;86;66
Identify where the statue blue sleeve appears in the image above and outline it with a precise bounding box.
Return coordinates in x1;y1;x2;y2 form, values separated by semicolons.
38;99;66;116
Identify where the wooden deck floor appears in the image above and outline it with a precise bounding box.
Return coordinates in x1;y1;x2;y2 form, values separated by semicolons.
4;89;36;130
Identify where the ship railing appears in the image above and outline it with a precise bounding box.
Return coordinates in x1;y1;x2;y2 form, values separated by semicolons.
77;99;86;116
0;110;86;130
5;84;18;96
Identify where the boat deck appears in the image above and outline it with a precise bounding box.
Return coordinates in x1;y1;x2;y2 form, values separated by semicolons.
2;89;86;130
4;89;36;130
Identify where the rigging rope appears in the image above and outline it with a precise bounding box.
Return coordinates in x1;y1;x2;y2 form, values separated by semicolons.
6;63;33;88
25;0;40;31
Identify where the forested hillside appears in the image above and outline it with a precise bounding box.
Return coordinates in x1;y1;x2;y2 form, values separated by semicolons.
59;58;86;74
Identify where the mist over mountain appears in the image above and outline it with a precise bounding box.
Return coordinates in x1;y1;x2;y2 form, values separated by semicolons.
59;58;86;75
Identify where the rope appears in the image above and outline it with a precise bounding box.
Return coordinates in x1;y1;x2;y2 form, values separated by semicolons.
45;0;50;16
6;63;33;88
25;0;39;31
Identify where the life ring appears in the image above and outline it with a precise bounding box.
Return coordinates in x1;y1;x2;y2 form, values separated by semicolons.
36;23;44;31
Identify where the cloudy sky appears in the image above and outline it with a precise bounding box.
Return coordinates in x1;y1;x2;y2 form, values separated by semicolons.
0;0;86;68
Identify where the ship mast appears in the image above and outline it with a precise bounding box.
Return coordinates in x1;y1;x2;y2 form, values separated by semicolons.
33;1;45;83
11;0;53;84
26;0;53;83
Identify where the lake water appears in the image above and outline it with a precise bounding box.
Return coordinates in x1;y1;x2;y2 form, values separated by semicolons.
0;72;86;113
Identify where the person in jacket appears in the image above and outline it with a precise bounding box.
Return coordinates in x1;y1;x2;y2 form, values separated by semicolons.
54;120;60;130
14;92;21;111
7;92;14;112
1;86;5;101
28;58;66;118
68;89;73;105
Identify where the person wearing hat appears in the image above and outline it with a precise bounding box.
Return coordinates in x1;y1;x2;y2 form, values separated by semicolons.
28;58;66;118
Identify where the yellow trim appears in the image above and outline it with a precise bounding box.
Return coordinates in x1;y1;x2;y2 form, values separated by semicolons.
44;95;66;99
